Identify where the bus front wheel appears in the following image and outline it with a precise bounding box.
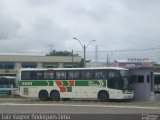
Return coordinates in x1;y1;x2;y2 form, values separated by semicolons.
39;90;49;101
98;91;109;102
50;90;60;101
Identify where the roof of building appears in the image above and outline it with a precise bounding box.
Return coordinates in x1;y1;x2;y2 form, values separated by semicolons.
115;58;153;63
0;55;81;63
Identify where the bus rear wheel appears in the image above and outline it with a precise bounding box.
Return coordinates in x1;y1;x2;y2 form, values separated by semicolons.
50;90;60;101
39;90;49;101
98;91;109;102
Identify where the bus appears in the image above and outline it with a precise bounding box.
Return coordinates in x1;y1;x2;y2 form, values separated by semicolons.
0;76;19;95
19;67;134;102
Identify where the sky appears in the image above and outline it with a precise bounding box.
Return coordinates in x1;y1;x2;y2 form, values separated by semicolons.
0;0;160;62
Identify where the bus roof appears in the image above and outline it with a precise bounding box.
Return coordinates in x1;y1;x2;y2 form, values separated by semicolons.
0;76;16;79
20;67;128;71
154;72;160;75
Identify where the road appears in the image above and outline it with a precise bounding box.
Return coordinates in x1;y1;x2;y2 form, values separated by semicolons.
0;102;160;114
0;99;160;120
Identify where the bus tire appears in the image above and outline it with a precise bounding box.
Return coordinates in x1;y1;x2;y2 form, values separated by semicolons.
50;90;60;101
98;91;109;102
39;90;49;101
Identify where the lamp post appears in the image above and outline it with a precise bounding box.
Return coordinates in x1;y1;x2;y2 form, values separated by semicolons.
73;37;96;68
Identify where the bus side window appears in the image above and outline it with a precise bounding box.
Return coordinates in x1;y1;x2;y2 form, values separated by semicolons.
68;71;80;79
44;71;54;80
36;71;43;80
55;71;67;80
30;71;37;80
108;70;120;78
68;71;74;79
95;70;106;79
21;71;33;80
74;71;80;79
154;75;160;84
81;70;94;79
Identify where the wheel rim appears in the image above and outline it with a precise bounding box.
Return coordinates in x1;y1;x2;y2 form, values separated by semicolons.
99;92;109;102
100;94;107;101
51;91;60;101
39;91;48;101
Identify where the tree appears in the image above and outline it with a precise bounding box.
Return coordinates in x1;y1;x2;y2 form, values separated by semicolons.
46;49;79;56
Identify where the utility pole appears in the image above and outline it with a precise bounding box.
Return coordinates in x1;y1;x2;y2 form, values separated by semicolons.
107;52;109;67
95;45;98;67
72;49;74;63
106;51;113;67
73;37;96;68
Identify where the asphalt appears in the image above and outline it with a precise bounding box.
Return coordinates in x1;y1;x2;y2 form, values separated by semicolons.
0;97;160;108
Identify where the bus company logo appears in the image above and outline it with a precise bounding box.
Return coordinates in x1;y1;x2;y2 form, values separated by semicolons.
22;82;32;86
88;81;98;86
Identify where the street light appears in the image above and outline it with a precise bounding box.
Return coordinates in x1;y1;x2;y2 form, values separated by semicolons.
73;37;96;68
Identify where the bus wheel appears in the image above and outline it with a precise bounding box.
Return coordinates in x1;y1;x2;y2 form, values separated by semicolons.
98;91;109;102
50;90;60;101
39;90;49;101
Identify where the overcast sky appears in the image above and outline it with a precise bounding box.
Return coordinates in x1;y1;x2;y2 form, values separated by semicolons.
0;0;160;62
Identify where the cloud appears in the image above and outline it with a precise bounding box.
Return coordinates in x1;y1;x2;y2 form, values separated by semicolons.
0;0;160;62
0;10;21;40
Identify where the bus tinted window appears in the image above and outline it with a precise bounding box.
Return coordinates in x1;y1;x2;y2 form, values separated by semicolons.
154;74;160;84
55;71;67;80
44;71;54;80
107;70;122;89
94;70;106;79
108;70;120;78
21;71;31;80
36;71;43;80
81;70;94;79
108;79;123;89
22;71;55;80
68;71;80;79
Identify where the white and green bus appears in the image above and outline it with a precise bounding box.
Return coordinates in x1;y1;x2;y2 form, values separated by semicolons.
19;67;134;102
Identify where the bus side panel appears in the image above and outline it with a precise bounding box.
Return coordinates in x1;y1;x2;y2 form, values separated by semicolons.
60;86;108;98
20;86;60;98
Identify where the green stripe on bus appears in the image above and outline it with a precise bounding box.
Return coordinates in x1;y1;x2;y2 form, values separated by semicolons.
75;81;88;86
75;80;106;87
62;81;69;86
67;87;72;92
20;81;54;86
19;80;106;87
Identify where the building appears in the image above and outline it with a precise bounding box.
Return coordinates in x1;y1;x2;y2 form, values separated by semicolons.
114;58;154;68
88;59;158;101
0;55;82;76
114;58;156;101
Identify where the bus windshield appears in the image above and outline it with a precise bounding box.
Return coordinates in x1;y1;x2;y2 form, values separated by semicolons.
120;70;132;90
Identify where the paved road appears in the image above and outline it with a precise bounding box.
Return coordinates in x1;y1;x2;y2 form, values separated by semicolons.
0;98;160;120
0;103;160;114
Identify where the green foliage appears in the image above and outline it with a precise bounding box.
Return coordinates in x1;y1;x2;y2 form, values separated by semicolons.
46;50;79;56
